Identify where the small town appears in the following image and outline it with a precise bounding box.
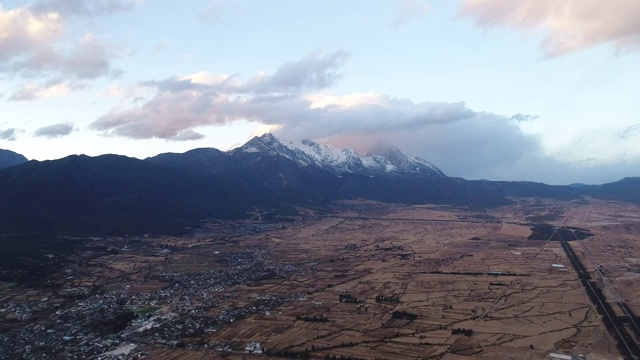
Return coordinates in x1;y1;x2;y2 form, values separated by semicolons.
0;239;303;360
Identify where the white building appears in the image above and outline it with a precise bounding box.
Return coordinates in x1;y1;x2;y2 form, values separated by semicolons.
245;341;263;353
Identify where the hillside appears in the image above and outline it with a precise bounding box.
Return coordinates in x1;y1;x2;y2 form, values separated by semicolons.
0;149;27;170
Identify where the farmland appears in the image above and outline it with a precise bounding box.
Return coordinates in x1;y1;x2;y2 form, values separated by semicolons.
2;198;640;359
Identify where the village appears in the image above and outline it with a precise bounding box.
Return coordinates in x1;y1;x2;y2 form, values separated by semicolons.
0;237;302;359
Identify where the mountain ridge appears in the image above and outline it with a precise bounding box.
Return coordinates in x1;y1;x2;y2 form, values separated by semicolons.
0;149;28;170
0;134;638;236
232;133;445;177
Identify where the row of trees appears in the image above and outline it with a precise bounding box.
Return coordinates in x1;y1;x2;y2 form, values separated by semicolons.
296;315;329;322
375;294;400;304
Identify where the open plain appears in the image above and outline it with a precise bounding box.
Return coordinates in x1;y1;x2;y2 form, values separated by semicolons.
2;198;640;359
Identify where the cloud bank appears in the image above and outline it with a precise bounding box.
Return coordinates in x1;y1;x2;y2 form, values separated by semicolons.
459;0;640;56
90;50;551;180
91;50;353;140
91;50;482;143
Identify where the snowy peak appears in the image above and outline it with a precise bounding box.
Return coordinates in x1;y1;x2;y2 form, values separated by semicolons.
237;133;286;155
367;142;444;177
290;139;367;171
233;133;312;164
232;133;445;177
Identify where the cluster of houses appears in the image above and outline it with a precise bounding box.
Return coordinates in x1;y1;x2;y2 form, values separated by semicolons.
0;250;301;359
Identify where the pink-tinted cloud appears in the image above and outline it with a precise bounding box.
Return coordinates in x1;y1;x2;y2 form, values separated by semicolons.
9;81;87;101
91;50;351;139
459;0;640;56
91;50;480;142
0;5;63;63
1;4;124;101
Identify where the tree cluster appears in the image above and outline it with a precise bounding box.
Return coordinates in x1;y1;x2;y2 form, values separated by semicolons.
375;295;400;304
391;310;417;320
451;328;473;337
339;293;360;304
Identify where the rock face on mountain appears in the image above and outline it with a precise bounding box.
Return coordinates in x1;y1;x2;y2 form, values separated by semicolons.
0;149;28;170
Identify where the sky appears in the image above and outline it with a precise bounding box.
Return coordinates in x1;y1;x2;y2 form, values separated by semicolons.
1;0;639;185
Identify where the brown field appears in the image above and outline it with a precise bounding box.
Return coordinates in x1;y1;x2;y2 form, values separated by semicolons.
3;198;640;359
142;199;640;359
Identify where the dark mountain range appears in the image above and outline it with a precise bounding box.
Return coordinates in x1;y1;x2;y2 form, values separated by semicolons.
0;134;637;236
146;148;231;177
467;179;581;201
579;177;640;203
0;149;28;169
0;154;249;235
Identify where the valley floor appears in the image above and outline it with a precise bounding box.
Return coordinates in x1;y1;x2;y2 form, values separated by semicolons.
2;198;640;359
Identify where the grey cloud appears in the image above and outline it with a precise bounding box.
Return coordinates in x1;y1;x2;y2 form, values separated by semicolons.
141;77;214;93
510;113;539;122
0;129;18;141
245;50;350;93
621;123;640;139
167;130;205;141
320;114;640;185
34;123;74;138
31;0;140;18
319;111;539;180
247;96;476;141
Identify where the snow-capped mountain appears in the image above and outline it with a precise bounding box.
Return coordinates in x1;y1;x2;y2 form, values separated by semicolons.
231;133;444;177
